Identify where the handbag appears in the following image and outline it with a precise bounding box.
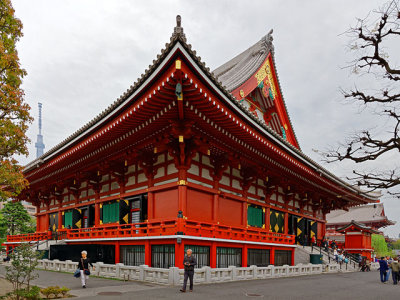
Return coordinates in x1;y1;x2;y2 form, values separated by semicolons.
73;269;80;278
81;258;91;276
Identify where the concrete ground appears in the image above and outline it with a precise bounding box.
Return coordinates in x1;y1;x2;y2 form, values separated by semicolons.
1;264;398;299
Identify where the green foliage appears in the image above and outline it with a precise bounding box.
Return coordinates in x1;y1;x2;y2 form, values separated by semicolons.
5;243;42;300
40;286;70;299
0;201;32;235
15;286;41;300
0;210;6;247
389;239;400;250
372;234;393;257
0;0;32;201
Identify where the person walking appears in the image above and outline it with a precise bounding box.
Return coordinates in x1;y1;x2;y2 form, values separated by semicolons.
180;249;197;293
322;238;329;253
331;240;337;249
389;257;400;285
333;248;338;263
79;250;95;288
379;257;389;283
386;256;393;282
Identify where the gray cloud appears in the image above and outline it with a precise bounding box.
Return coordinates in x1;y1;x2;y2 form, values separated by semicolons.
13;0;399;237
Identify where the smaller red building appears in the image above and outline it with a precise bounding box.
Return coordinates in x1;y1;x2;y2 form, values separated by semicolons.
337;221;378;260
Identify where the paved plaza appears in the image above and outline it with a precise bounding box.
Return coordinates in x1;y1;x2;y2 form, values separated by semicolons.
1;265;398;299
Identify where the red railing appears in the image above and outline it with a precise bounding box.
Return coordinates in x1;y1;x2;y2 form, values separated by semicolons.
58;219;178;240
184;220;295;245
6;231;50;243
6;219;295;245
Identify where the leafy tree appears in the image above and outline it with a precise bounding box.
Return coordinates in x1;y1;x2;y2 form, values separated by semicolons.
372;234;393;257
0;0;32;201
0;210;6;248
390;239;400;250
325;0;400;195
5;243;42;300
0;201;31;235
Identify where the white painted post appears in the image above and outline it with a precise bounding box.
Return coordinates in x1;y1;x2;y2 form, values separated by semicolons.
139;265;147;281
204;266;211;283
250;265;257;279
115;263;124;279
229;266;237;281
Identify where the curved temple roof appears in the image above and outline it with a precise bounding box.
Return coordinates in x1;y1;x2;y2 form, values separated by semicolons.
23;16;378;204
213;30;274;92
326;203;395;228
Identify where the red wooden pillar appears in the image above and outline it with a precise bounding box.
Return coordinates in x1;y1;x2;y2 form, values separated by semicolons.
94;203;100;227
58;211;63;230
270;248;275;265
177;167;188;217
178;185;187;216
36;215;41;232
211;242;217;268
147;192;154;220
265;207;270;231
115;242;120;264
175;239;185;269
242;201;247;226
321;219;326;238
284;212;289;234
242;244;248;267
212;193;219;222
145;240;151;266
291;248;295;266
44;213;50;231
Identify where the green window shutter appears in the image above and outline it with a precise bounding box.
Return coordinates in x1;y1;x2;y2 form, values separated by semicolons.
102;202;119;224
248;205;264;228
64;211;73;228
103;203;110;223
103;204;108;223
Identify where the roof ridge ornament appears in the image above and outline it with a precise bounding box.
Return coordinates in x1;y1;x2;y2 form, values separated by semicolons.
171;15;187;42
259;29;274;54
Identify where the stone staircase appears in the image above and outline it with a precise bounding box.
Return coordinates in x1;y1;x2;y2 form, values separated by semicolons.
295;245;359;272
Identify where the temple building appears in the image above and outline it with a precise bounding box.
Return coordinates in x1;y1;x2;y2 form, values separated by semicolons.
5;17;378;268
326;203;395;246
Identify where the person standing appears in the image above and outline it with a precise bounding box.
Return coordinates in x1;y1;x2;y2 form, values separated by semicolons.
79;250;95;288
331;240;337;249
390;257;400;285
311;235;316;249
180;249;197;293
386;256;393;282
379;257;389;283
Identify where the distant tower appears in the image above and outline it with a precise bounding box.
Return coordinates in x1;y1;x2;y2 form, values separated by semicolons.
35;102;45;158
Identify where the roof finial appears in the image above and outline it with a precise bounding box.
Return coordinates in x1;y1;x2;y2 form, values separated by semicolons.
171;15;186;42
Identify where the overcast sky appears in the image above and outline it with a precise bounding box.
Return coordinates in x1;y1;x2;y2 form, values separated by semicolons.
12;0;400;237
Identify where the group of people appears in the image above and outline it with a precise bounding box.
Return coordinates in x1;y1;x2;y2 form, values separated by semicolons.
333;248;350;264
379;256;400;284
76;248;198;292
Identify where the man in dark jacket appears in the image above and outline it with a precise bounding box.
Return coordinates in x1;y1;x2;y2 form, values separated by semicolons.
379;257;389;283
180;249;197;292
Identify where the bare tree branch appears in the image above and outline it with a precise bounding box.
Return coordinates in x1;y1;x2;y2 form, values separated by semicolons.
325;0;400;195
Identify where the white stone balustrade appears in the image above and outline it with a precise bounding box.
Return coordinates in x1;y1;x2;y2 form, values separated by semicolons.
34;259;357;286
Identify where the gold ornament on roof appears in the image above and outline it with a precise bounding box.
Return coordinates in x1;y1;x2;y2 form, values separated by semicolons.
254;59;277;99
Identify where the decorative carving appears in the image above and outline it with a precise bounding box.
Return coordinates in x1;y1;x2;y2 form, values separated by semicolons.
138;150;158;180
171;15;187;42
210;153;230;182
240;166;257;194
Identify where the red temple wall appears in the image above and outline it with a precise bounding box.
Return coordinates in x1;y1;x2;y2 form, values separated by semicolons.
218;196;244;227
186;189;213;222
153;188;179;220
